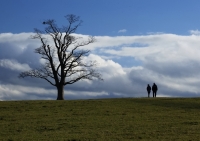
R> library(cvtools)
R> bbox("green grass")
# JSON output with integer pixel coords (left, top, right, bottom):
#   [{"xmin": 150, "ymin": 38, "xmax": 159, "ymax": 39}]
[{"xmin": 0, "ymin": 98, "xmax": 200, "ymax": 141}]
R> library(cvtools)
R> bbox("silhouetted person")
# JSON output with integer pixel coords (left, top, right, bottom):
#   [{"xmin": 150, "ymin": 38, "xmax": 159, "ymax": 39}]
[
  {"xmin": 152, "ymin": 83, "xmax": 158, "ymax": 97},
  {"xmin": 146, "ymin": 84, "xmax": 151, "ymax": 98}
]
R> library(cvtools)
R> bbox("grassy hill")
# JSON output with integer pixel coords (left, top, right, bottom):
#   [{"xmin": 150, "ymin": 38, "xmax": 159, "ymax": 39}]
[{"xmin": 0, "ymin": 98, "xmax": 200, "ymax": 141}]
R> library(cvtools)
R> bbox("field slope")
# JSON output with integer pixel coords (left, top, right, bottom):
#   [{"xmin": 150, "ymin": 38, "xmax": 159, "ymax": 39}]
[{"xmin": 0, "ymin": 98, "xmax": 200, "ymax": 141}]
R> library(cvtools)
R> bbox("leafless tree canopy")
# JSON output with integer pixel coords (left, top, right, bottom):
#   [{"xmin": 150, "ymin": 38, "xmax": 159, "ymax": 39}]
[{"xmin": 19, "ymin": 14, "xmax": 103, "ymax": 100}]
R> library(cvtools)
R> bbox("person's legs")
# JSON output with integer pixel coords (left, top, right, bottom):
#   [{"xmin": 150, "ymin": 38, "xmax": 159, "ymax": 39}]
[{"xmin": 155, "ymin": 91, "xmax": 157, "ymax": 97}]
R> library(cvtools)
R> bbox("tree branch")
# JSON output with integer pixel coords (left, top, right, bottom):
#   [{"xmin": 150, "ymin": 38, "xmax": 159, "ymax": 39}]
[
  {"xmin": 19, "ymin": 69, "xmax": 56, "ymax": 86},
  {"xmin": 19, "ymin": 14, "xmax": 103, "ymax": 97}
]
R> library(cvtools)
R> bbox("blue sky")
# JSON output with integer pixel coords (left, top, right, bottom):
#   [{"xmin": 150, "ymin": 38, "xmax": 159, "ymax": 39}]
[
  {"xmin": 1, "ymin": 0, "xmax": 200, "ymax": 35},
  {"xmin": 1, "ymin": 0, "xmax": 200, "ymax": 100}
]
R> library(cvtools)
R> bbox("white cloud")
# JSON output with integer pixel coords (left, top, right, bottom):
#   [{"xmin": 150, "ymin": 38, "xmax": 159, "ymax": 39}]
[
  {"xmin": 84, "ymin": 54, "xmax": 126, "ymax": 77},
  {"xmin": 79, "ymin": 33, "xmax": 200, "ymax": 98},
  {"xmin": 189, "ymin": 30, "xmax": 200, "ymax": 36},
  {"xmin": 118, "ymin": 29, "xmax": 127, "ymax": 33},
  {"xmin": 1, "ymin": 32, "xmax": 200, "ymax": 100},
  {"xmin": 0, "ymin": 84, "xmax": 56, "ymax": 100},
  {"xmin": 0, "ymin": 59, "xmax": 31, "ymax": 71},
  {"xmin": 0, "ymin": 32, "xmax": 39, "ymax": 50}
]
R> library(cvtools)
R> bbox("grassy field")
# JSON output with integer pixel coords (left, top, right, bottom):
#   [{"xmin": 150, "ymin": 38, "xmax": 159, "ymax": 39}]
[{"xmin": 0, "ymin": 98, "xmax": 200, "ymax": 141}]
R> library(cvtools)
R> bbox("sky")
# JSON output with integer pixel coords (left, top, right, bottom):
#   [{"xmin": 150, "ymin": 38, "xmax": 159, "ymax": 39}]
[{"xmin": 1, "ymin": 0, "xmax": 200, "ymax": 100}]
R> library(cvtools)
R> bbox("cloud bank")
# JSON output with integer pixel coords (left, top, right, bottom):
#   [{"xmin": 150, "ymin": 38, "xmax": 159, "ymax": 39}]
[{"xmin": 0, "ymin": 32, "xmax": 200, "ymax": 100}]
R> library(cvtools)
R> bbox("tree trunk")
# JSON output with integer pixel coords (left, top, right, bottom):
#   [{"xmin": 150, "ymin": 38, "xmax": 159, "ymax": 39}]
[{"xmin": 56, "ymin": 85, "xmax": 64, "ymax": 100}]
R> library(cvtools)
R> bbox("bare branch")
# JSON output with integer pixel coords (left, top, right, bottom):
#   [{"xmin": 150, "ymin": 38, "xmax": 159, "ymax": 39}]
[
  {"xmin": 65, "ymin": 68, "xmax": 103, "ymax": 85},
  {"xmin": 19, "ymin": 68, "xmax": 56, "ymax": 86},
  {"xmin": 19, "ymin": 14, "xmax": 103, "ymax": 100}
]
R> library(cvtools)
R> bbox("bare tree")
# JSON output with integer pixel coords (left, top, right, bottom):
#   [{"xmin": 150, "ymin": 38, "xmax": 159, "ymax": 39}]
[{"xmin": 19, "ymin": 14, "xmax": 103, "ymax": 100}]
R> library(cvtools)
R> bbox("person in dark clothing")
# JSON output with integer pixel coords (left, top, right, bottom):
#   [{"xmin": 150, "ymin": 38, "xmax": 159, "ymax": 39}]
[
  {"xmin": 152, "ymin": 83, "xmax": 158, "ymax": 97},
  {"xmin": 146, "ymin": 84, "xmax": 151, "ymax": 98}
]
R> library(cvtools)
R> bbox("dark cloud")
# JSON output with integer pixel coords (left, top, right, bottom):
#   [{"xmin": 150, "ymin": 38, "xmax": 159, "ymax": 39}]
[{"xmin": 0, "ymin": 43, "xmax": 22, "ymax": 59}]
